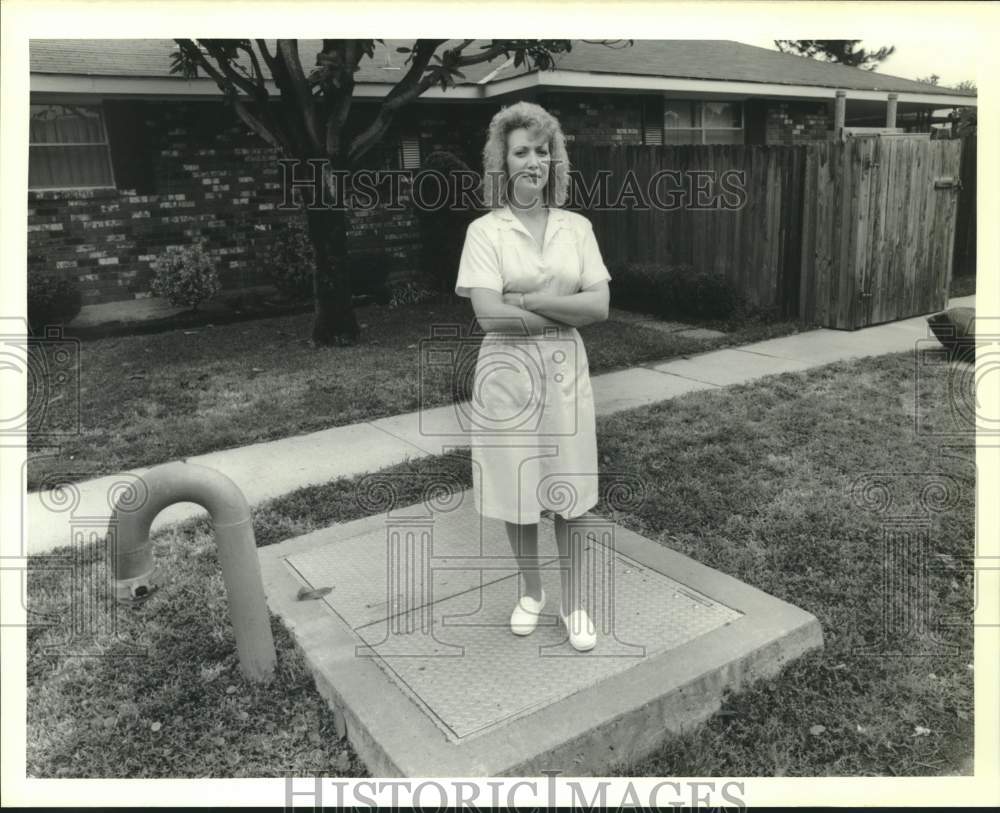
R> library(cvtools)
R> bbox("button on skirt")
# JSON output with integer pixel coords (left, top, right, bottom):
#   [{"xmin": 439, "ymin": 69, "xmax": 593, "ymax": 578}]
[{"xmin": 467, "ymin": 325, "xmax": 600, "ymax": 524}]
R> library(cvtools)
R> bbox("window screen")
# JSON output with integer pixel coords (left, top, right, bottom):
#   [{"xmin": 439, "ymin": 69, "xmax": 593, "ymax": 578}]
[{"xmin": 29, "ymin": 104, "xmax": 115, "ymax": 190}]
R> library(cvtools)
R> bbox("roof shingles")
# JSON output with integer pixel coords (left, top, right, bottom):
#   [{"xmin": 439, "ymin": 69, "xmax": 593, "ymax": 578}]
[{"xmin": 29, "ymin": 38, "xmax": 974, "ymax": 97}]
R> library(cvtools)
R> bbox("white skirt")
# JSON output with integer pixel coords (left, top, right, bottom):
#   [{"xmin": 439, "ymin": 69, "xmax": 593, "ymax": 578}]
[{"xmin": 467, "ymin": 325, "xmax": 600, "ymax": 524}]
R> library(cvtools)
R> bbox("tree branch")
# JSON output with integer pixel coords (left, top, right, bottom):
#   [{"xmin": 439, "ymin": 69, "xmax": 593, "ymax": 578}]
[
  {"xmin": 446, "ymin": 41, "xmax": 509, "ymax": 69},
  {"xmin": 277, "ymin": 39, "xmax": 323, "ymax": 153},
  {"xmin": 323, "ymin": 41, "xmax": 357, "ymax": 158},
  {"xmin": 347, "ymin": 39, "xmax": 446, "ymax": 164},
  {"xmin": 254, "ymin": 38, "xmax": 279, "ymax": 78},
  {"xmin": 202, "ymin": 42, "xmax": 268, "ymax": 103},
  {"xmin": 236, "ymin": 41, "xmax": 269, "ymax": 98},
  {"xmin": 175, "ymin": 41, "xmax": 285, "ymax": 152}
]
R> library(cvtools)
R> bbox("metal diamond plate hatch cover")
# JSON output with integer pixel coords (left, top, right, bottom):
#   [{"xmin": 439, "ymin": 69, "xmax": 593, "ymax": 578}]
[{"xmin": 283, "ymin": 510, "xmax": 743, "ymax": 743}]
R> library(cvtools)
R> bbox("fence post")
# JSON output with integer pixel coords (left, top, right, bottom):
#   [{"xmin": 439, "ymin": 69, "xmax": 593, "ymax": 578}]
[{"xmin": 834, "ymin": 90, "xmax": 847, "ymax": 142}]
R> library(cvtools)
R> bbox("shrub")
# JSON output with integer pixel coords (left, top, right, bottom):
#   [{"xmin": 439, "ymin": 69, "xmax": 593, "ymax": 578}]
[
  {"xmin": 261, "ymin": 220, "xmax": 315, "ymax": 301},
  {"xmin": 260, "ymin": 219, "xmax": 394, "ymax": 304},
  {"xmin": 669, "ymin": 265, "xmax": 740, "ymax": 320},
  {"xmin": 149, "ymin": 240, "xmax": 222, "ymax": 311},
  {"xmin": 612, "ymin": 261, "xmax": 740, "ymax": 321},
  {"xmin": 388, "ymin": 275, "xmax": 438, "ymax": 308},
  {"xmin": 27, "ymin": 273, "xmax": 82, "ymax": 335}
]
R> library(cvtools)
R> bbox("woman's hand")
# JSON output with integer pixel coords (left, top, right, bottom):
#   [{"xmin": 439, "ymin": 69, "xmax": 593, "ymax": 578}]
[{"xmin": 503, "ymin": 275, "xmax": 553, "ymax": 308}]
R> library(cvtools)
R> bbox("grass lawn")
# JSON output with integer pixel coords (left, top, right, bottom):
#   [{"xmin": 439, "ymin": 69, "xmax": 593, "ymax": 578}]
[
  {"xmin": 27, "ymin": 297, "xmax": 805, "ymax": 491},
  {"xmin": 26, "ymin": 349, "xmax": 974, "ymax": 778}
]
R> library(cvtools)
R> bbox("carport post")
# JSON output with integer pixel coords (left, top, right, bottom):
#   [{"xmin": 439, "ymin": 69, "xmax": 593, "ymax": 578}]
[{"xmin": 886, "ymin": 93, "xmax": 898, "ymax": 129}]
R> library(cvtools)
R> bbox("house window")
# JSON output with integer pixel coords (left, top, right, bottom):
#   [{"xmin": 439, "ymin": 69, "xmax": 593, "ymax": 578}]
[
  {"xmin": 398, "ymin": 136, "xmax": 421, "ymax": 170},
  {"xmin": 663, "ymin": 99, "xmax": 744, "ymax": 145},
  {"xmin": 29, "ymin": 104, "xmax": 115, "ymax": 190}
]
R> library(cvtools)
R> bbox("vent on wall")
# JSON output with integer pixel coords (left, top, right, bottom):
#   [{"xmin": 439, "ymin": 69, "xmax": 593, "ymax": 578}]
[
  {"xmin": 399, "ymin": 136, "xmax": 421, "ymax": 169},
  {"xmin": 642, "ymin": 96, "xmax": 664, "ymax": 145}
]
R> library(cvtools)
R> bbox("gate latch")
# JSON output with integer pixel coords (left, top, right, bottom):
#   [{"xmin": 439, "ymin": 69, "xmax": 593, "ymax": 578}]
[{"xmin": 934, "ymin": 177, "xmax": 962, "ymax": 190}]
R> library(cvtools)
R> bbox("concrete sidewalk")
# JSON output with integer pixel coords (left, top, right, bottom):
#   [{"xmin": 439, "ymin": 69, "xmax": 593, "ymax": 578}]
[{"xmin": 23, "ymin": 295, "xmax": 974, "ymax": 555}]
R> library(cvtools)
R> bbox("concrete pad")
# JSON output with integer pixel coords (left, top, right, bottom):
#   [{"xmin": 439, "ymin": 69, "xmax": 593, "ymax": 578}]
[
  {"xmin": 259, "ymin": 491, "xmax": 823, "ymax": 777},
  {"xmin": 68, "ymin": 297, "xmax": 193, "ymax": 328},
  {"xmin": 591, "ymin": 368, "xmax": 717, "ymax": 415},
  {"xmin": 647, "ymin": 348, "xmax": 814, "ymax": 387},
  {"xmin": 609, "ymin": 309, "xmax": 693, "ymax": 333},
  {"xmin": 672, "ymin": 327, "xmax": 728, "ymax": 340}
]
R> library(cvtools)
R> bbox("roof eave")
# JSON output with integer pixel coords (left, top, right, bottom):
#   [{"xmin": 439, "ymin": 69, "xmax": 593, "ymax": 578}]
[
  {"xmin": 30, "ymin": 70, "xmax": 977, "ymax": 108},
  {"xmin": 491, "ymin": 69, "xmax": 977, "ymax": 107}
]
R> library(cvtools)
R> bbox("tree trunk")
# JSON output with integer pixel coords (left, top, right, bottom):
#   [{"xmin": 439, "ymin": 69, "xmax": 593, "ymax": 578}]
[{"xmin": 304, "ymin": 205, "xmax": 359, "ymax": 346}]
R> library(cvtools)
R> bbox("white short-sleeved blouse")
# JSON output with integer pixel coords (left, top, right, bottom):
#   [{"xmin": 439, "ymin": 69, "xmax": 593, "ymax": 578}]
[{"xmin": 454, "ymin": 205, "xmax": 611, "ymax": 300}]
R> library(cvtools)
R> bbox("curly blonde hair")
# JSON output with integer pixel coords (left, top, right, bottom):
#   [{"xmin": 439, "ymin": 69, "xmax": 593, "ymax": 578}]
[{"xmin": 480, "ymin": 101, "xmax": 571, "ymax": 209}]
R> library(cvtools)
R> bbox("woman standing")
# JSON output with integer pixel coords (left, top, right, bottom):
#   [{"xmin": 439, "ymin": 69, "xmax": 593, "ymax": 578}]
[{"xmin": 453, "ymin": 101, "xmax": 611, "ymax": 652}]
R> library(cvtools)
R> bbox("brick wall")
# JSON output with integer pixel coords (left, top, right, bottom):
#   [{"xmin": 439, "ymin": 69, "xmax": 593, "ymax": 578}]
[
  {"xmin": 30, "ymin": 102, "xmax": 290, "ymax": 306},
  {"xmin": 27, "ymin": 98, "xmax": 492, "ymax": 307},
  {"xmin": 540, "ymin": 92, "xmax": 645, "ymax": 145},
  {"xmin": 765, "ymin": 100, "xmax": 831, "ymax": 144}
]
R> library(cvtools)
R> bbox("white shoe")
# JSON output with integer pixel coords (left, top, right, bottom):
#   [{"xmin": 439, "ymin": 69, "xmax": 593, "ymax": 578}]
[
  {"xmin": 510, "ymin": 589, "xmax": 546, "ymax": 636},
  {"xmin": 559, "ymin": 606, "xmax": 596, "ymax": 651}
]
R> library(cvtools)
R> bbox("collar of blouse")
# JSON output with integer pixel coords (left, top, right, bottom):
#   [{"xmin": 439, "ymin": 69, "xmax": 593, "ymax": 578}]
[{"xmin": 495, "ymin": 204, "xmax": 570, "ymax": 249}]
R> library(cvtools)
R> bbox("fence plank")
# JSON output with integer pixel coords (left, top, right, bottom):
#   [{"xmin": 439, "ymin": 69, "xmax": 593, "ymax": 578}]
[{"xmin": 952, "ymin": 134, "xmax": 976, "ymax": 277}]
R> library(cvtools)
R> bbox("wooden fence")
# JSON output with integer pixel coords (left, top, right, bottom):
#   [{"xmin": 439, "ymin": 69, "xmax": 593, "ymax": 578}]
[
  {"xmin": 572, "ymin": 145, "xmax": 806, "ymax": 317},
  {"xmin": 571, "ymin": 138, "xmax": 965, "ymax": 329}
]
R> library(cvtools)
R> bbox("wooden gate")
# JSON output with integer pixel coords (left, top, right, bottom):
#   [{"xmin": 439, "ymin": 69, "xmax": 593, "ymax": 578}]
[{"xmin": 799, "ymin": 136, "xmax": 963, "ymax": 329}]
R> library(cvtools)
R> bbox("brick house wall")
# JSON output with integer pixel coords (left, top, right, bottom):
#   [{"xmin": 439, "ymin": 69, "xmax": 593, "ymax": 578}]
[
  {"xmin": 764, "ymin": 100, "xmax": 832, "ymax": 144},
  {"xmin": 540, "ymin": 92, "xmax": 645, "ymax": 145},
  {"xmin": 27, "ymin": 98, "xmax": 493, "ymax": 307}
]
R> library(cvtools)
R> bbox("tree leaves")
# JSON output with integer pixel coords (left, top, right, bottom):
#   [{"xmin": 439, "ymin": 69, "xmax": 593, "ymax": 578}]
[{"xmin": 773, "ymin": 40, "xmax": 895, "ymax": 71}]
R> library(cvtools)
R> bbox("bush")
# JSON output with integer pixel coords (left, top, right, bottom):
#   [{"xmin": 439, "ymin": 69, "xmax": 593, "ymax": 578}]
[
  {"xmin": 27, "ymin": 273, "xmax": 82, "ymax": 335},
  {"xmin": 261, "ymin": 220, "xmax": 314, "ymax": 301},
  {"xmin": 388, "ymin": 275, "xmax": 438, "ymax": 308},
  {"xmin": 260, "ymin": 219, "xmax": 393, "ymax": 304},
  {"xmin": 612, "ymin": 261, "xmax": 741, "ymax": 320},
  {"xmin": 669, "ymin": 265, "xmax": 740, "ymax": 320},
  {"xmin": 149, "ymin": 240, "xmax": 222, "ymax": 311}
]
